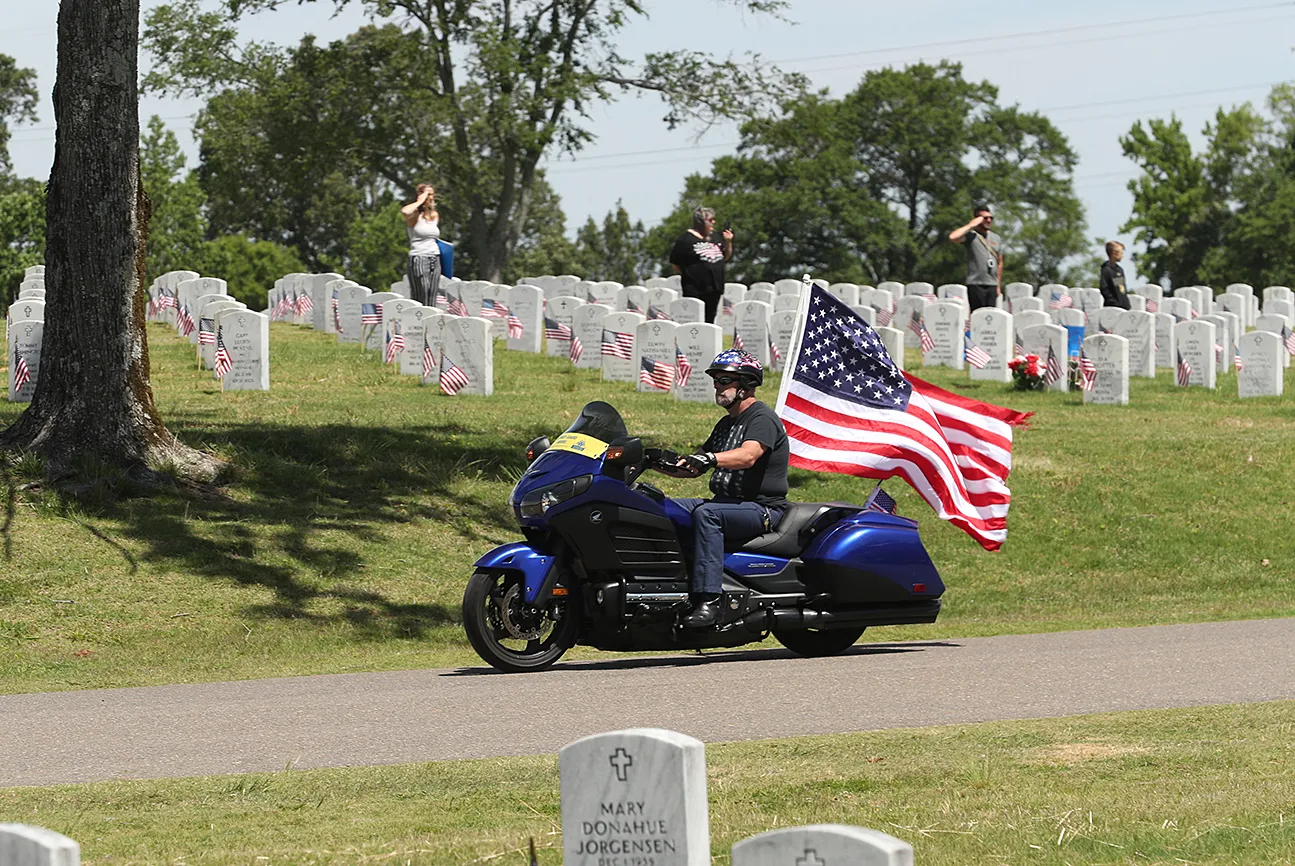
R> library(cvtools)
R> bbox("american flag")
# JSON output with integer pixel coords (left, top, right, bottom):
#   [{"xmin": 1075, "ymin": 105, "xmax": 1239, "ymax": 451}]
[
  {"xmin": 332, "ymin": 290, "xmax": 343, "ymax": 333},
  {"xmin": 12, "ymin": 348, "xmax": 30, "ymax": 392},
  {"xmin": 721, "ymin": 297, "xmax": 734, "ymax": 315},
  {"xmin": 480, "ymin": 298, "xmax": 509, "ymax": 319},
  {"xmin": 440, "ymin": 356, "xmax": 470, "ymax": 395},
  {"xmin": 198, "ymin": 317, "xmax": 216, "ymax": 345},
  {"xmin": 1283, "ymin": 326, "xmax": 1295, "ymax": 355},
  {"xmin": 675, "ymin": 345, "xmax": 693, "ymax": 387},
  {"xmin": 176, "ymin": 304, "xmax": 195, "ymax": 337},
  {"xmin": 422, "ymin": 334, "xmax": 436, "ymax": 381},
  {"xmin": 639, "ymin": 356, "xmax": 675, "ymax": 391},
  {"xmin": 569, "ymin": 333, "xmax": 584, "ymax": 365},
  {"xmin": 274, "ymin": 294, "xmax": 293, "ymax": 320},
  {"xmin": 601, "ymin": 329, "xmax": 634, "ymax": 359},
  {"xmin": 507, "ymin": 312, "xmax": 525, "ymax": 339},
  {"xmin": 1078, "ymin": 349, "xmax": 1097, "ymax": 391},
  {"xmin": 156, "ymin": 290, "xmax": 177, "ymax": 310},
  {"xmin": 361, "ymin": 303, "xmax": 382, "ymax": 326},
  {"xmin": 1048, "ymin": 291, "xmax": 1073, "ymax": 310},
  {"xmin": 875, "ymin": 306, "xmax": 893, "ymax": 327},
  {"xmin": 648, "ymin": 304, "xmax": 673, "ymax": 321},
  {"xmin": 733, "ymin": 331, "xmax": 745, "ymax": 351},
  {"xmin": 865, "ymin": 486, "xmax": 897, "ymax": 514},
  {"xmin": 1043, "ymin": 344, "xmax": 1063, "ymax": 386},
  {"xmin": 775, "ymin": 286, "xmax": 1030, "ymax": 550},
  {"xmin": 768, "ymin": 331, "xmax": 783, "ymax": 365},
  {"xmin": 544, "ymin": 316, "xmax": 572, "ymax": 342},
  {"xmin": 965, "ymin": 330, "xmax": 991, "ymax": 369},
  {"xmin": 1176, "ymin": 351, "xmax": 1192, "ymax": 386},
  {"xmin": 214, "ymin": 332, "xmax": 233, "ymax": 379},
  {"xmin": 1014, "ymin": 338, "xmax": 1026, "ymax": 357},
  {"xmin": 625, "ymin": 297, "xmax": 644, "ymax": 314},
  {"xmin": 447, "ymin": 293, "xmax": 469, "ymax": 317},
  {"xmin": 385, "ymin": 323, "xmax": 405, "ymax": 364},
  {"xmin": 1146, "ymin": 297, "xmax": 1160, "ymax": 313},
  {"xmin": 1215, "ymin": 342, "xmax": 1223, "ymax": 367},
  {"xmin": 918, "ymin": 318, "xmax": 936, "ymax": 354},
  {"xmin": 295, "ymin": 292, "xmax": 313, "ymax": 317},
  {"xmin": 1234, "ymin": 345, "xmax": 1243, "ymax": 372}
]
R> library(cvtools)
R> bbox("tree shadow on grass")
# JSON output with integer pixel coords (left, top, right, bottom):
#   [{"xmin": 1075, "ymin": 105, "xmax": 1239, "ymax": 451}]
[{"xmin": 50, "ymin": 419, "xmax": 542, "ymax": 641}]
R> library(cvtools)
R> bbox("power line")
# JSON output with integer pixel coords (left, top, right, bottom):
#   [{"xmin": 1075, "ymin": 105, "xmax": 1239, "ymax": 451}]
[{"xmin": 772, "ymin": 1, "xmax": 1295, "ymax": 66}]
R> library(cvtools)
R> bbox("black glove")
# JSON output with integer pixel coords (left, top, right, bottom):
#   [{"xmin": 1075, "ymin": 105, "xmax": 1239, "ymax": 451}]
[{"xmin": 683, "ymin": 452, "xmax": 717, "ymax": 474}]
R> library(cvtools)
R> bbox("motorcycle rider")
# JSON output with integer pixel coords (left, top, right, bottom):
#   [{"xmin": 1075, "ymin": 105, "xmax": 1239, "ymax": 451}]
[{"xmin": 658, "ymin": 349, "xmax": 790, "ymax": 628}]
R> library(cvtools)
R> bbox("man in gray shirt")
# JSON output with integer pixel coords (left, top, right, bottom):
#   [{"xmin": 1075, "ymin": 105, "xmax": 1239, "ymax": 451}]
[{"xmin": 948, "ymin": 204, "xmax": 1003, "ymax": 311}]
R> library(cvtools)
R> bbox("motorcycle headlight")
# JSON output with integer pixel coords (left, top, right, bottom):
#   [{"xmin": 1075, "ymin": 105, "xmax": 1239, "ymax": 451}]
[{"xmin": 518, "ymin": 474, "xmax": 593, "ymax": 519}]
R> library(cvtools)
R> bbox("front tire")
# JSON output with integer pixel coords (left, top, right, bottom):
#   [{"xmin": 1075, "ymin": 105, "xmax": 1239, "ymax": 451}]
[
  {"xmin": 773, "ymin": 627, "xmax": 865, "ymax": 658},
  {"xmin": 462, "ymin": 570, "xmax": 577, "ymax": 673}
]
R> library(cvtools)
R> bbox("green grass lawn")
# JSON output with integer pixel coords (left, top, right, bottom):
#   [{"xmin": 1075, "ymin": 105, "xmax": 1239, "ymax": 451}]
[
  {"xmin": 0, "ymin": 323, "xmax": 1292, "ymax": 694},
  {"xmin": 2, "ymin": 702, "xmax": 1291, "ymax": 865}
]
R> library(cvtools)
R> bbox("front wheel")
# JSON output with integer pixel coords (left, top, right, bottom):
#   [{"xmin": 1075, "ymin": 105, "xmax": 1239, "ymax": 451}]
[
  {"xmin": 773, "ymin": 627, "xmax": 865, "ymax": 658},
  {"xmin": 462, "ymin": 570, "xmax": 577, "ymax": 673}
]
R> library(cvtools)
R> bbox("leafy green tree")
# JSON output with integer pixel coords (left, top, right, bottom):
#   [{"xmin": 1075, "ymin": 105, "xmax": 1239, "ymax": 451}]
[
  {"xmin": 143, "ymin": 0, "xmax": 800, "ymax": 281},
  {"xmin": 191, "ymin": 234, "xmax": 307, "ymax": 308},
  {"xmin": 0, "ymin": 177, "xmax": 45, "ymax": 303},
  {"xmin": 0, "ymin": 54, "xmax": 39, "ymax": 179},
  {"xmin": 649, "ymin": 63, "xmax": 1087, "ymax": 287},
  {"xmin": 140, "ymin": 115, "xmax": 207, "ymax": 279},
  {"xmin": 571, "ymin": 202, "xmax": 653, "ymax": 285}
]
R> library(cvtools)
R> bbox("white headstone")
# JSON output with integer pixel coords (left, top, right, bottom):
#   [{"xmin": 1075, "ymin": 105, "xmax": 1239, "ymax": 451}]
[
  {"xmin": 769, "ymin": 309, "xmax": 797, "ymax": 372},
  {"xmin": 1173, "ymin": 286, "xmax": 1205, "ymax": 317},
  {"xmin": 1218, "ymin": 292, "xmax": 1248, "ymax": 326},
  {"xmin": 199, "ymin": 300, "xmax": 245, "ymax": 369},
  {"xmin": 601, "ymin": 312, "xmax": 644, "ymax": 382},
  {"xmin": 363, "ymin": 292, "xmax": 402, "ymax": 352},
  {"xmin": 747, "ymin": 288, "xmax": 775, "ymax": 306},
  {"xmin": 774, "ymin": 278, "xmax": 802, "ymax": 296},
  {"xmin": 560, "ymin": 729, "xmax": 709, "ymax": 866},
  {"xmin": 380, "ymin": 298, "xmax": 422, "ymax": 361},
  {"xmin": 0, "ymin": 824, "xmax": 80, "ymax": 866},
  {"xmin": 715, "ymin": 284, "xmax": 747, "ymax": 335},
  {"xmin": 396, "ymin": 305, "xmax": 439, "ymax": 377},
  {"xmin": 1020, "ymin": 323, "xmax": 1069, "ymax": 391},
  {"xmin": 969, "ymin": 307, "xmax": 1012, "ymax": 382},
  {"xmin": 7, "ymin": 320, "xmax": 43, "ymax": 403},
  {"xmin": 1199, "ymin": 314, "xmax": 1233, "ymax": 375},
  {"xmin": 1127, "ymin": 294, "xmax": 1146, "ymax": 313},
  {"xmin": 480, "ymin": 284, "xmax": 513, "ymax": 340},
  {"xmin": 1161, "ymin": 297, "xmax": 1193, "ymax": 322},
  {"xmin": 867, "ymin": 289, "xmax": 895, "ymax": 327},
  {"xmin": 22, "ymin": 266, "xmax": 45, "ymax": 279},
  {"xmin": 1114, "ymin": 310, "xmax": 1156, "ymax": 377},
  {"xmin": 1014, "ymin": 310, "xmax": 1050, "ymax": 348},
  {"xmin": 922, "ymin": 301, "xmax": 967, "ymax": 369},
  {"xmin": 876, "ymin": 326, "xmax": 905, "ymax": 371},
  {"xmin": 669, "ymin": 297, "xmax": 705, "ymax": 324},
  {"xmin": 894, "ymin": 296, "xmax": 929, "ymax": 349},
  {"xmin": 8, "ymin": 299, "xmax": 44, "ymax": 325},
  {"xmin": 322, "ymin": 279, "xmax": 357, "ymax": 335},
  {"xmin": 389, "ymin": 277, "xmax": 409, "ymax": 299},
  {"xmin": 647, "ymin": 287, "xmax": 679, "ymax": 320},
  {"xmin": 614, "ymin": 285, "xmax": 647, "ymax": 316},
  {"xmin": 216, "ymin": 310, "xmax": 270, "ymax": 391},
  {"xmin": 1129, "ymin": 284, "xmax": 1164, "ymax": 313},
  {"xmin": 1038, "ymin": 282, "xmax": 1069, "ymax": 298},
  {"xmin": 1154, "ymin": 312, "xmax": 1177, "ymax": 370},
  {"xmin": 643, "ymin": 276, "xmax": 672, "ymax": 289},
  {"xmin": 733, "ymin": 300, "xmax": 774, "ymax": 365},
  {"xmin": 937, "ymin": 283, "xmax": 968, "ymax": 303},
  {"xmin": 506, "ymin": 284, "xmax": 544, "ymax": 353},
  {"xmin": 1237, "ymin": 330, "xmax": 1284, "ymax": 398},
  {"xmin": 336, "ymin": 285, "xmax": 373, "ymax": 344},
  {"xmin": 732, "ymin": 825, "xmax": 912, "ymax": 866},
  {"xmin": 1174, "ymin": 319, "xmax": 1217, "ymax": 388},
  {"xmin": 1264, "ymin": 298, "xmax": 1295, "ymax": 325},
  {"xmin": 17, "ymin": 289, "xmax": 44, "ymax": 301},
  {"xmin": 1093, "ymin": 307, "xmax": 1124, "ymax": 336},
  {"xmin": 1082, "ymin": 334, "xmax": 1129, "ymax": 405},
  {"xmin": 904, "ymin": 281, "xmax": 935, "ymax": 298},
  {"xmin": 876, "ymin": 280, "xmax": 904, "ymax": 297},
  {"xmin": 1057, "ymin": 308, "xmax": 1085, "ymax": 328},
  {"xmin": 1005, "ymin": 282, "xmax": 1034, "ymax": 312},
  {"xmin": 636, "ymin": 320, "xmax": 679, "ymax": 393},
  {"xmin": 571, "ymin": 304, "xmax": 612, "ymax": 370},
  {"xmin": 545, "ymin": 296, "xmax": 585, "ymax": 359},
  {"xmin": 826, "ymin": 283, "xmax": 859, "ymax": 306},
  {"xmin": 1253, "ymin": 314, "xmax": 1292, "ymax": 368},
  {"xmin": 428, "ymin": 315, "xmax": 493, "ymax": 395},
  {"xmin": 1013, "ymin": 296, "xmax": 1045, "ymax": 314},
  {"xmin": 744, "ymin": 282, "xmax": 769, "ymax": 294},
  {"xmin": 1261, "ymin": 286, "xmax": 1293, "ymax": 310},
  {"xmin": 773, "ymin": 294, "xmax": 800, "ymax": 313},
  {"xmin": 589, "ymin": 281, "xmax": 623, "ymax": 306},
  {"xmin": 849, "ymin": 305, "xmax": 877, "ymax": 328},
  {"xmin": 310, "ymin": 273, "xmax": 344, "ymax": 330},
  {"xmin": 675, "ymin": 323, "xmax": 723, "ymax": 403}
]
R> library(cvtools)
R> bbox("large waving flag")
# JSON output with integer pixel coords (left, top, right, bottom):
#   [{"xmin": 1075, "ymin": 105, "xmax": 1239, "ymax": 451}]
[{"xmin": 775, "ymin": 285, "xmax": 1031, "ymax": 551}]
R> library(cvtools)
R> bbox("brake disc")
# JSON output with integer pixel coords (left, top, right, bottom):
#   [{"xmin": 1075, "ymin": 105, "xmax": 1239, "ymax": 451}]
[{"xmin": 497, "ymin": 583, "xmax": 543, "ymax": 641}]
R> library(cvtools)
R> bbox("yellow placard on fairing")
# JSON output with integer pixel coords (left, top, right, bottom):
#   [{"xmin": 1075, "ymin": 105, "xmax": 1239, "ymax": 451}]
[{"xmin": 547, "ymin": 433, "xmax": 609, "ymax": 459}]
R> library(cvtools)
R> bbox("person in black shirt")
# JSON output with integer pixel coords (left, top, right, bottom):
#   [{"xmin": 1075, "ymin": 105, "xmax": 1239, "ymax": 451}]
[
  {"xmin": 1099, "ymin": 241, "xmax": 1131, "ymax": 309},
  {"xmin": 656, "ymin": 349, "xmax": 789, "ymax": 628},
  {"xmin": 668, "ymin": 206, "xmax": 733, "ymax": 323}
]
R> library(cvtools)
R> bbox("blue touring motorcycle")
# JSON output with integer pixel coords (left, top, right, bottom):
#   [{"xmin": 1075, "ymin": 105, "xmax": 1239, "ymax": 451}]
[{"xmin": 462, "ymin": 401, "xmax": 944, "ymax": 672}]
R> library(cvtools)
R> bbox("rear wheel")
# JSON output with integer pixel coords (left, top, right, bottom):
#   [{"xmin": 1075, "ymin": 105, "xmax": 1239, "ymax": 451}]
[
  {"xmin": 462, "ymin": 570, "xmax": 577, "ymax": 673},
  {"xmin": 773, "ymin": 627, "xmax": 865, "ymax": 658}
]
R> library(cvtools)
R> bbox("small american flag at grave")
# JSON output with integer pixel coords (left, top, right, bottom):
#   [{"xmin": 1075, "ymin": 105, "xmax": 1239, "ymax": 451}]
[
  {"xmin": 601, "ymin": 329, "xmax": 633, "ymax": 359},
  {"xmin": 440, "ymin": 357, "xmax": 470, "ymax": 395},
  {"xmin": 422, "ymin": 335, "xmax": 436, "ymax": 380},
  {"xmin": 447, "ymin": 293, "xmax": 468, "ymax": 317},
  {"xmin": 1176, "ymin": 351, "xmax": 1192, "ymax": 386},
  {"xmin": 639, "ymin": 356, "xmax": 675, "ymax": 391},
  {"xmin": 12, "ymin": 349, "xmax": 30, "ymax": 391},
  {"xmin": 1044, "ymin": 344, "xmax": 1062, "ymax": 385},
  {"xmin": 1078, "ymin": 349, "xmax": 1097, "ymax": 391},
  {"xmin": 213, "ymin": 333, "xmax": 233, "ymax": 379},
  {"xmin": 198, "ymin": 318, "xmax": 216, "ymax": 345},
  {"xmin": 361, "ymin": 303, "xmax": 381, "ymax": 325},
  {"xmin": 385, "ymin": 324, "xmax": 405, "ymax": 364},
  {"xmin": 675, "ymin": 345, "xmax": 693, "ymax": 387},
  {"xmin": 965, "ymin": 330, "xmax": 991, "ymax": 369},
  {"xmin": 544, "ymin": 316, "xmax": 572, "ymax": 342},
  {"xmin": 507, "ymin": 312, "xmax": 525, "ymax": 339},
  {"xmin": 569, "ymin": 333, "xmax": 584, "ymax": 365}
]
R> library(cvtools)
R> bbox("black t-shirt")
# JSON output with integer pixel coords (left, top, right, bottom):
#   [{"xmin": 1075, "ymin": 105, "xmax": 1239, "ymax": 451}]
[
  {"xmin": 1099, "ymin": 261, "xmax": 1131, "ymax": 309},
  {"xmin": 669, "ymin": 230, "xmax": 726, "ymax": 299},
  {"xmin": 702, "ymin": 401, "xmax": 789, "ymax": 508}
]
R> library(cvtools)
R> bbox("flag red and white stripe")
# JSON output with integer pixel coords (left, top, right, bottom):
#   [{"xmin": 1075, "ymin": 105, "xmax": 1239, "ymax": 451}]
[
  {"xmin": 569, "ymin": 333, "xmax": 584, "ymax": 365},
  {"xmin": 440, "ymin": 357, "xmax": 470, "ymax": 395},
  {"xmin": 965, "ymin": 331, "xmax": 991, "ymax": 369},
  {"xmin": 1044, "ymin": 345, "xmax": 1063, "ymax": 386},
  {"xmin": 12, "ymin": 349, "xmax": 30, "ymax": 392},
  {"xmin": 422, "ymin": 335, "xmax": 436, "ymax": 381},
  {"xmin": 675, "ymin": 345, "xmax": 693, "ymax": 387},
  {"xmin": 776, "ymin": 286, "xmax": 1030, "ymax": 551},
  {"xmin": 639, "ymin": 356, "xmax": 675, "ymax": 391},
  {"xmin": 1078, "ymin": 349, "xmax": 1097, "ymax": 391},
  {"xmin": 1176, "ymin": 351, "xmax": 1192, "ymax": 386},
  {"xmin": 214, "ymin": 332, "xmax": 233, "ymax": 379}
]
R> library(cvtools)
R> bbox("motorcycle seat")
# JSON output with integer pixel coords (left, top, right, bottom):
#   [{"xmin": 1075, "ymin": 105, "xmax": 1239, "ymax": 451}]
[{"xmin": 736, "ymin": 501, "xmax": 861, "ymax": 559}]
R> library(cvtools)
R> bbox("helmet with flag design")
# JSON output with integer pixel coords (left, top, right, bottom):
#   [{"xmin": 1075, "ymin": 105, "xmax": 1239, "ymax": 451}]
[{"xmin": 705, "ymin": 348, "xmax": 763, "ymax": 388}]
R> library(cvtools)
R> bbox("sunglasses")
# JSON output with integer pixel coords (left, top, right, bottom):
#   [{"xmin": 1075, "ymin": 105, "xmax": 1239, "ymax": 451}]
[{"xmin": 712, "ymin": 376, "xmax": 741, "ymax": 386}]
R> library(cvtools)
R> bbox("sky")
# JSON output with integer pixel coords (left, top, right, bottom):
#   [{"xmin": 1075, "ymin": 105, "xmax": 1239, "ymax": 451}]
[{"xmin": 3, "ymin": 0, "xmax": 1294, "ymax": 286}]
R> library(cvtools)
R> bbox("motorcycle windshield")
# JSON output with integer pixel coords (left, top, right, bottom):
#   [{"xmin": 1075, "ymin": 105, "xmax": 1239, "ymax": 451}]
[{"xmin": 563, "ymin": 401, "xmax": 628, "ymax": 445}]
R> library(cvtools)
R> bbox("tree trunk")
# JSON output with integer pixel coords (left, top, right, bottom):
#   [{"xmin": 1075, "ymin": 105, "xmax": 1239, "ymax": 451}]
[{"xmin": 1, "ymin": 0, "xmax": 219, "ymax": 483}]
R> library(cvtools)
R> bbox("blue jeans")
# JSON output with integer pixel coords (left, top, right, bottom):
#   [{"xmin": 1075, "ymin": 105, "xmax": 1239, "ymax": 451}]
[{"xmin": 676, "ymin": 499, "xmax": 783, "ymax": 594}]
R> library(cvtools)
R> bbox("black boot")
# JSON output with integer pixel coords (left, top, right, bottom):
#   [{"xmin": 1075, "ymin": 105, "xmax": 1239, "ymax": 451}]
[{"xmin": 681, "ymin": 593, "xmax": 721, "ymax": 628}]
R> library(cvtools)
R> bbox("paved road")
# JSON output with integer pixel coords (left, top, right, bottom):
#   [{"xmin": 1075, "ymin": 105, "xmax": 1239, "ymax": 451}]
[{"xmin": 2, "ymin": 619, "xmax": 1292, "ymax": 788}]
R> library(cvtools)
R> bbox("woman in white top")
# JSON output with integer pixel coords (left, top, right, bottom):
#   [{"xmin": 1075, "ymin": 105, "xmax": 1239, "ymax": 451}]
[{"xmin": 401, "ymin": 183, "xmax": 442, "ymax": 307}]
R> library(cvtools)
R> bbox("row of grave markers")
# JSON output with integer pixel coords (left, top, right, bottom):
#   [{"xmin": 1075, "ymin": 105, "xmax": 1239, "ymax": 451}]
[
  {"xmin": 144, "ymin": 270, "xmax": 270, "ymax": 391},
  {"xmin": 0, "ymin": 726, "xmax": 915, "ymax": 866}
]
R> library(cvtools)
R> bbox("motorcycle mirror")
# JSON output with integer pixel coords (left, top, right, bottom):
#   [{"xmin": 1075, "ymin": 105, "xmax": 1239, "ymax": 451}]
[
  {"xmin": 603, "ymin": 436, "xmax": 643, "ymax": 466},
  {"xmin": 525, "ymin": 436, "xmax": 551, "ymax": 463}
]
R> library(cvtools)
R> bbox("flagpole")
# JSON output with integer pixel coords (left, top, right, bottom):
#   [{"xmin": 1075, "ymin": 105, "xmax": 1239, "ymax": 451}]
[{"xmin": 774, "ymin": 276, "xmax": 815, "ymax": 416}]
